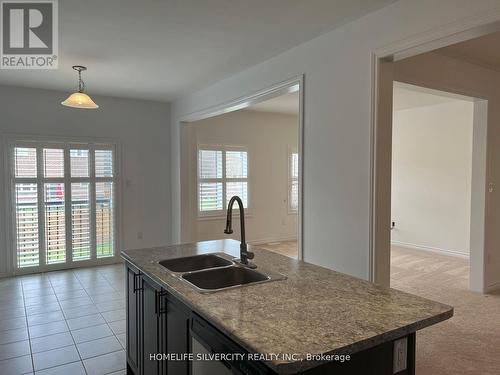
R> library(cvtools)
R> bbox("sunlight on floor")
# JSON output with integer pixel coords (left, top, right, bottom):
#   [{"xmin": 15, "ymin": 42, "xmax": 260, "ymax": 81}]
[{"xmin": 258, "ymin": 240, "xmax": 298, "ymax": 259}]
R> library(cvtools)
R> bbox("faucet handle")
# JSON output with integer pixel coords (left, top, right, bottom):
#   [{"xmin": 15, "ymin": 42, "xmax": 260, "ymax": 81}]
[{"xmin": 244, "ymin": 250, "xmax": 254, "ymax": 260}]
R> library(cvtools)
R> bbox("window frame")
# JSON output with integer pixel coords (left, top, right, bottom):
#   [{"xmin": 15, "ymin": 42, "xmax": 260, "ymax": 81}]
[
  {"xmin": 5, "ymin": 135, "xmax": 121, "ymax": 275},
  {"xmin": 197, "ymin": 144, "xmax": 249, "ymax": 218},
  {"xmin": 288, "ymin": 146, "xmax": 299, "ymax": 214}
]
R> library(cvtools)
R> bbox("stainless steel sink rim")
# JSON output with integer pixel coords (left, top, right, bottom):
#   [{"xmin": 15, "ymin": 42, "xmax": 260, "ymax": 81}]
[
  {"xmin": 158, "ymin": 253, "xmax": 234, "ymax": 273},
  {"xmin": 181, "ymin": 265, "xmax": 274, "ymax": 293},
  {"xmin": 158, "ymin": 252, "xmax": 236, "ymax": 274},
  {"xmin": 158, "ymin": 252, "xmax": 286, "ymax": 293}
]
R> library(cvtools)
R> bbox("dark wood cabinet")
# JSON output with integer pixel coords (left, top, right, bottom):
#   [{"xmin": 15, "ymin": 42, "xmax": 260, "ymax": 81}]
[
  {"xmin": 141, "ymin": 275, "xmax": 164, "ymax": 375},
  {"xmin": 126, "ymin": 265, "xmax": 141, "ymax": 375},
  {"xmin": 126, "ymin": 264, "xmax": 190, "ymax": 375},
  {"xmin": 164, "ymin": 296, "xmax": 190, "ymax": 375},
  {"xmin": 125, "ymin": 262, "xmax": 415, "ymax": 375}
]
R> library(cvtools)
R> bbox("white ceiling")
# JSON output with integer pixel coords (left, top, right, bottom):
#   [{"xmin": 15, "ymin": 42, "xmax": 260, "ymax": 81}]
[
  {"xmin": 437, "ymin": 30, "xmax": 500, "ymax": 73},
  {"xmin": 0, "ymin": 0, "xmax": 396, "ymax": 102},
  {"xmin": 393, "ymin": 82, "xmax": 472, "ymax": 111},
  {"xmin": 246, "ymin": 92, "xmax": 299, "ymax": 115}
]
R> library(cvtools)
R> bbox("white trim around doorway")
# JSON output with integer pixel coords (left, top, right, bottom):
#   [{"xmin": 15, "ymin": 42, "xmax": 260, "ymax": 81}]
[{"xmin": 369, "ymin": 12, "xmax": 500, "ymax": 291}]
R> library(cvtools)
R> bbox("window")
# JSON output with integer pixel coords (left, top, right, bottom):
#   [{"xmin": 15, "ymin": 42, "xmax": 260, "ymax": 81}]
[
  {"xmin": 288, "ymin": 150, "xmax": 299, "ymax": 212},
  {"xmin": 198, "ymin": 147, "xmax": 248, "ymax": 215},
  {"xmin": 12, "ymin": 142, "xmax": 116, "ymax": 269}
]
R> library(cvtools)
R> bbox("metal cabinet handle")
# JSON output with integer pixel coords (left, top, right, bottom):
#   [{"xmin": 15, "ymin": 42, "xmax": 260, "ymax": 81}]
[
  {"xmin": 133, "ymin": 273, "xmax": 142, "ymax": 293},
  {"xmin": 155, "ymin": 290, "xmax": 168, "ymax": 315},
  {"xmin": 154, "ymin": 290, "xmax": 158, "ymax": 313}
]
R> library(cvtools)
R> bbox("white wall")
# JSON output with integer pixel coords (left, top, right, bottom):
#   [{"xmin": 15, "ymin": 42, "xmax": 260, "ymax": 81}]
[
  {"xmin": 181, "ymin": 110, "xmax": 298, "ymax": 244},
  {"xmin": 391, "ymin": 100, "xmax": 474, "ymax": 256},
  {"xmin": 0, "ymin": 85, "xmax": 171, "ymax": 277},
  {"xmin": 171, "ymin": 0, "xmax": 500, "ymax": 280}
]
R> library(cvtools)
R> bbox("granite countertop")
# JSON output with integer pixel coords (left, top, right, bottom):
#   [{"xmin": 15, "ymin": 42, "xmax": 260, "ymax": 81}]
[{"xmin": 121, "ymin": 239, "xmax": 453, "ymax": 374}]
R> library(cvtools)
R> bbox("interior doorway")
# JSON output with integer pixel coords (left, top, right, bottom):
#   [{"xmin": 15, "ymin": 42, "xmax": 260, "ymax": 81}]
[
  {"xmin": 372, "ymin": 28, "xmax": 500, "ymax": 375},
  {"xmin": 372, "ymin": 27, "xmax": 500, "ymax": 293},
  {"xmin": 179, "ymin": 78, "xmax": 303, "ymax": 259},
  {"xmin": 390, "ymin": 83, "xmax": 477, "ymax": 290}
]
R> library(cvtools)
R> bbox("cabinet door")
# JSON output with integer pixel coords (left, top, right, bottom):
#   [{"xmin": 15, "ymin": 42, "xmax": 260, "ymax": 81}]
[
  {"xmin": 165, "ymin": 296, "xmax": 190, "ymax": 375},
  {"xmin": 142, "ymin": 277, "xmax": 163, "ymax": 375},
  {"xmin": 126, "ymin": 266, "xmax": 141, "ymax": 374}
]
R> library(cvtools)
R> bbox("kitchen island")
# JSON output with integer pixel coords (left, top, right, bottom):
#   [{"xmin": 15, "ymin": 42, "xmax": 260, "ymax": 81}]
[{"xmin": 122, "ymin": 239, "xmax": 453, "ymax": 375}]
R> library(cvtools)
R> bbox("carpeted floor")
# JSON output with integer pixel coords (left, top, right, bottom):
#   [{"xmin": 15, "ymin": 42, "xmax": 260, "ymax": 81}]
[
  {"xmin": 258, "ymin": 242, "xmax": 499, "ymax": 373},
  {"xmin": 391, "ymin": 245, "xmax": 500, "ymax": 375}
]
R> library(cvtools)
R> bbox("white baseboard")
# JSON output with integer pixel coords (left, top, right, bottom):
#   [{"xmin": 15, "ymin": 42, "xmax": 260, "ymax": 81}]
[
  {"xmin": 391, "ymin": 241, "xmax": 470, "ymax": 259},
  {"xmin": 250, "ymin": 235, "xmax": 297, "ymax": 245}
]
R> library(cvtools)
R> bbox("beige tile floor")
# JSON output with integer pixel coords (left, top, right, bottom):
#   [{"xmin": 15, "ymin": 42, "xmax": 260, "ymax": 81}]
[
  {"xmin": 391, "ymin": 245, "xmax": 500, "ymax": 375},
  {"xmin": 0, "ymin": 263, "xmax": 126, "ymax": 375}
]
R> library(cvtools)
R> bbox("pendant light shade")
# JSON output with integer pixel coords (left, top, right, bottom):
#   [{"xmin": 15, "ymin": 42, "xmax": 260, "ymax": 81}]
[
  {"xmin": 61, "ymin": 92, "xmax": 99, "ymax": 109},
  {"xmin": 61, "ymin": 66, "xmax": 99, "ymax": 109}
]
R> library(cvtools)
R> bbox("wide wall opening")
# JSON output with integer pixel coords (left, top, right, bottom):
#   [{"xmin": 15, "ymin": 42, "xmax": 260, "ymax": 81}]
[{"xmin": 180, "ymin": 87, "xmax": 302, "ymax": 259}]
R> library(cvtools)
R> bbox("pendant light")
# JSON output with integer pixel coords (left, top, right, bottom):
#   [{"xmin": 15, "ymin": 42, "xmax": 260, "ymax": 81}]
[{"xmin": 61, "ymin": 65, "xmax": 99, "ymax": 109}]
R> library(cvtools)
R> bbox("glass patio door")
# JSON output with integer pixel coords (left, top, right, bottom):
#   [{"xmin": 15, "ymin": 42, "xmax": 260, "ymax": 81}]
[{"xmin": 11, "ymin": 142, "xmax": 116, "ymax": 272}]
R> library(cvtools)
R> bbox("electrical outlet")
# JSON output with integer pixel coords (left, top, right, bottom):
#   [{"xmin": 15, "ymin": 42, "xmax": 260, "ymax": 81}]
[
  {"xmin": 393, "ymin": 337, "xmax": 407, "ymax": 373},
  {"xmin": 137, "ymin": 231, "xmax": 143, "ymax": 240}
]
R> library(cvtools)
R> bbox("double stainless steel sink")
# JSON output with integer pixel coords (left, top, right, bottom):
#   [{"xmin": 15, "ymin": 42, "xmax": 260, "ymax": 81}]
[{"xmin": 158, "ymin": 253, "xmax": 285, "ymax": 293}]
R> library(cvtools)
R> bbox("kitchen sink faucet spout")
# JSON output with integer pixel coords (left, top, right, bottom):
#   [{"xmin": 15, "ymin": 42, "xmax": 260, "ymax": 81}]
[{"xmin": 224, "ymin": 195, "xmax": 256, "ymax": 268}]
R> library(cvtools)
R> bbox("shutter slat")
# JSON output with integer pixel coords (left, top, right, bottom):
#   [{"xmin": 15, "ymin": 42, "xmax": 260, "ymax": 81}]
[
  {"xmin": 44, "ymin": 183, "xmax": 66, "ymax": 264},
  {"xmin": 15, "ymin": 183, "xmax": 39, "ymax": 268},
  {"xmin": 199, "ymin": 182, "xmax": 223, "ymax": 211},
  {"xmin": 43, "ymin": 148, "xmax": 64, "ymax": 178},
  {"xmin": 95, "ymin": 150, "xmax": 113, "ymax": 177},
  {"xmin": 199, "ymin": 150, "xmax": 223, "ymax": 179},
  {"xmin": 70, "ymin": 149, "xmax": 89, "ymax": 177},
  {"xmin": 226, "ymin": 151, "xmax": 247, "ymax": 178},
  {"xmin": 96, "ymin": 181, "xmax": 114, "ymax": 258},
  {"xmin": 72, "ymin": 182, "xmax": 91, "ymax": 261}
]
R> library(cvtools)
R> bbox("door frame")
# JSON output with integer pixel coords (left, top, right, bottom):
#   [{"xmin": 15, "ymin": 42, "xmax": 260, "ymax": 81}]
[
  {"xmin": 370, "ymin": 15, "xmax": 500, "ymax": 290},
  {"xmin": 178, "ymin": 75, "xmax": 305, "ymax": 260}
]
